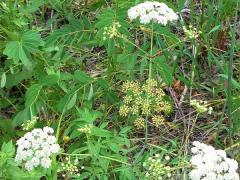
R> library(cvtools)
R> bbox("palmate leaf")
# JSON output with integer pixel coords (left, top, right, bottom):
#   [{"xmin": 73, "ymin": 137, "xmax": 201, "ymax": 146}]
[{"xmin": 3, "ymin": 30, "xmax": 43, "ymax": 66}]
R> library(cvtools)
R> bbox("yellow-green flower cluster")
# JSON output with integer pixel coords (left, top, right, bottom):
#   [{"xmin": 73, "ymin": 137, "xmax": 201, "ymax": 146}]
[
  {"xmin": 183, "ymin": 25, "xmax": 202, "ymax": 39},
  {"xmin": 21, "ymin": 116, "xmax": 38, "ymax": 131},
  {"xmin": 78, "ymin": 124, "xmax": 93, "ymax": 134},
  {"xmin": 134, "ymin": 118, "xmax": 145, "ymax": 129},
  {"xmin": 103, "ymin": 21, "xmax": 121, "ymax": 40},
  {"xmin": 190, "ymin": 99, "xmax": 213, "ymax": 114},
  {"xmin": 152, "ymin": 115, "xmax": 165, "ymax": 127},
  {"xmin": 143, "ymin": 154, "xmax": 171, "ymax": 179},
  {"xmin": 58, "ymin": 157, "xmax": 84, "ymax": 178},
  {"xmin": 119, "ymin": 79, "xmax": 172, "ymax": 128}
]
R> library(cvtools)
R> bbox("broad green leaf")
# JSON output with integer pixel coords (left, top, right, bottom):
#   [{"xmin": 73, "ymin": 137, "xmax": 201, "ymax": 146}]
[
  {"xmin": 208, "ymin": 25, "xmax": 222, "ymax": 34},
  {"xmin": 25, "ymin": 84, "xmax": 42, "ymax": 107},
  {"xmin": 57, "ymin": 88, "xmax": 80, "ymax": 112},
  {"xmin": 76, "ymin": 108, "xmax": 102, "ymax": 123},
  {"xmin": 219, "ymin": 74, "xmax": 240, "ymax": 89},
  {"xmin": 39, "ymin": 74, "xmax": 60, "ymax": 86},
  {"xmin": 155, "ymin": 57, "xmax": 173, "ymax": 85},
  {"xmin": 3, "ymin": 30, "xmax": 43, "ymax": 66},
  {"xmin": 5, "ymin": 71, "xmax": 32, "ymax": 88},
  {"xmin": 66, "ymin": 92, "xmax": 78, "ymax": 111},
  {"xmin": 12, "ymin": 107, "xmax": 31, "ymax": 126},
  {"xmin": 91, "ymin": 127, "xmax": 112, "ymax": 138},
  {"xmin": 1, "ymin": 141, "xmax": 15, "ymax": 157},
  {"xmin": 88, "ymin": 84, "xmax": 94, "ymax": 100},
  {"xmin": 1, "ymin": 72, "xmax": 6, "ymax": 88},
  {"xmin": 74, "ymin": 70, "xmax": 93, "ymax": 84}
]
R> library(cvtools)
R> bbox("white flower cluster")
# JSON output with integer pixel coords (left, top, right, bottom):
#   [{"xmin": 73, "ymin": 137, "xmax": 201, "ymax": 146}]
[
  {"xmin": 189, "ymin": 141, "xmax": 239, "ymax": 180},
  {"xmin": 128, "ymin": 1, "xmax": 178, "ymax": 25},
  {"xmin": 15, "ymin": 127, "xmax": 60, "ymax": 171}
]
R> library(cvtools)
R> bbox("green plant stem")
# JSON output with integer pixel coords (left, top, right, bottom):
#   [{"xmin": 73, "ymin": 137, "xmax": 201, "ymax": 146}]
[
  {"xmin": 56, "ymin": 110, "xmax": 65, "ymax": 142},
  {"xmin": 120, "ymin": 35, "xmax": 148, "ymax": 55},
  {"xmin": 60, "ymin": 152, "xmax": 131, "ymax": 166},
  {"xmin": 145, "ymin": 23, "xmax": 154, "ymax": 144},
  {"xmin": 227, "ymin": 1, "xmax": 238, "ymax": 143},
  {"xmin": 52, "ymin": 111, "xmax": 65, "ymax": 180},
  {"xmin": 225, "ymin": 141, "xmax": 240, "ymax": 152}
]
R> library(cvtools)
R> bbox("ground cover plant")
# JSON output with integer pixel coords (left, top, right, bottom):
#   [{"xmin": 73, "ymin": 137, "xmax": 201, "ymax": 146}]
[{"xmin": 0, "ymin": 0, "xmax": 239, "ymax": 179}]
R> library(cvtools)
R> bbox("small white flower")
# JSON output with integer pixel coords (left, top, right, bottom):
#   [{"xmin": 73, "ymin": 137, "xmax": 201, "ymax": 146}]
[
  {"xmin": 43, "ymin": 126, "xmax": 54, "ymax": 134},
  {"xmin": 226, "ymin": 158, "xmax": 238, "ymax": 172},
  {"xmin": 49, "ymin": 144, "xmax": 60, "ymax": 154},
  {"xmin": 47, "ymin": 136, "xmax": 57, "ymax": 144},
  {"xmin": 41, "ymin": 157, "xmax": 51, "ymax": 169},
  {"xmin": 189, "ymin": 169, "xmax": 202, "ymax": 180},
  {"xmin": 31, "ymin": 157, "xmax": 40, "ymax": 167},
  {"xmin": 216, "ymin": 150, "xmax": 226, "ymax": 158},
  {"xmin": 25, "ymin": 161, "xmax": 34, "ymax": 171},
  {"xmin": 191, "ymin": 147, "xmax": 199, "ymax": 154}
]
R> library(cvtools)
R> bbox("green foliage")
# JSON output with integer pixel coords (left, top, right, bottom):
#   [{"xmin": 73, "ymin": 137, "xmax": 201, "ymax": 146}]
[
  {"xmin": 3, "ymin": 30, "xmax": 43, "ymax": 66},
  {"xmin": 0, "ymin": 0, "xmax": 239, "ymax": 179}
]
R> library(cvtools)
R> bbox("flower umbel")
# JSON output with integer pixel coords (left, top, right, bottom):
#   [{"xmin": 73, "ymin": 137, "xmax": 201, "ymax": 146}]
[
  {"xmin": 15, "ymin": 127, "xmax": 60, "ymax": 171},
  {"xmin": 128, "ymin": 1, "xmax": 178, "ymax": 25},
  {"xmin": 143, "ymin": 154, "xmax": 172, "ymax": 179},
  {"xmin": 189, "ymin": 141, "xmax": 239, "ymax": 180},
  {"xmin": 119, "ymin": 79, "xmax": 172, "ymax": 128}
]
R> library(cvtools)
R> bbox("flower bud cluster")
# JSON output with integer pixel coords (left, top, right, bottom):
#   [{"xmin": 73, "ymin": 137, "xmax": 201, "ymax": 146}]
[
  {"xmin": 78, "ymin": 124, "xmax": 93, "ymax": 134},
  {"xmin": 59, "ymin": 157, "xmax": 84, "ymax": 178},
  {"xmin": 103, "ymin": 21, "xmax": 121, "ymax": 40},
  {"xmin": 15, "ymin": 127, "xmax": 60, "ymax": 171},
  {"xmin": 183, "ymin": 25, "xmax": 202, "ymax": 39},
  {"xmin": 143, "ymin": 154, "xmax": 171, "ymax": 179},
  {"xmin": 189, "ymin": 141, "xmax": 239, "ymax": 180},
  {"xmin": 190, "ymin": 99, "xmax": 213, "ymax": 114},
  {"xmin": 21, "ymin": 116, "xmax": 38, "ymax": 131}
]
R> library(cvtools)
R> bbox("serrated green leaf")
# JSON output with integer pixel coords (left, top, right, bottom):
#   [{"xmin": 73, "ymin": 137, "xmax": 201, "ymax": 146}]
[{"xmin": 91, "ymin": 127, "xmax": 112, "ymax": 137}]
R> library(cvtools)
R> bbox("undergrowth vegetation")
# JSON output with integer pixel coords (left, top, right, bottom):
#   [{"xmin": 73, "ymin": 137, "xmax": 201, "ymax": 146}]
[{"xmin": 0, "ymin": 0, "xmax": 239, "ymax": 179}]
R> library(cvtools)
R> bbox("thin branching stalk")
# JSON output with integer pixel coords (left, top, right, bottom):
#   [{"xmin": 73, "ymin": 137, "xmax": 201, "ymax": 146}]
[{"xmin": 227, "ymin": 1, "xmax": 238, "ymax": 144}]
